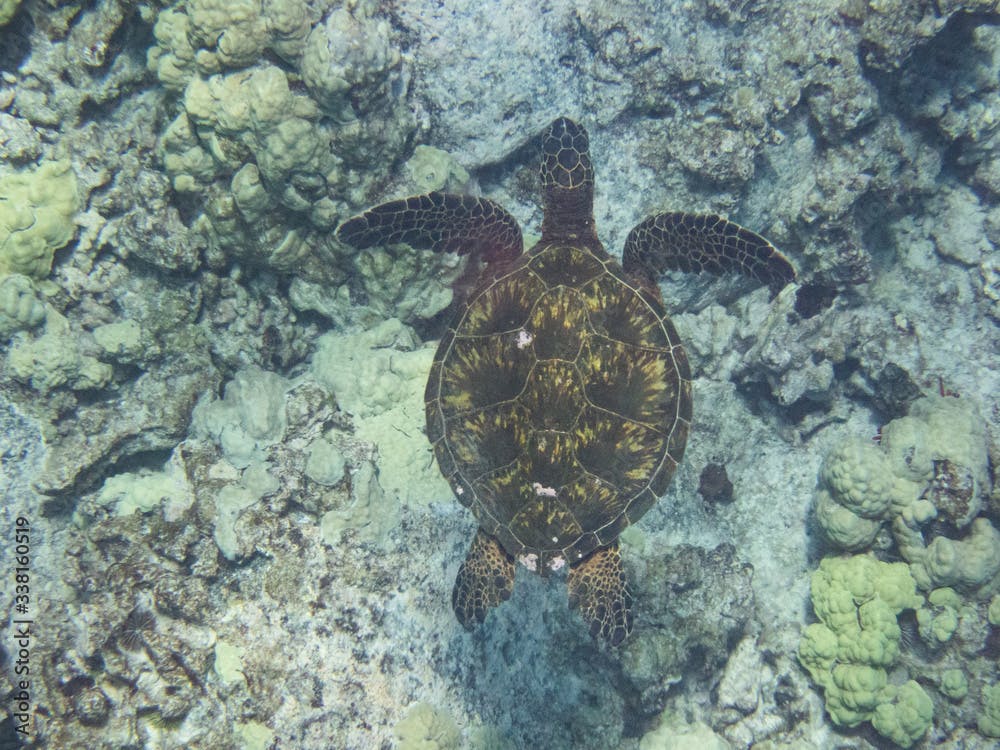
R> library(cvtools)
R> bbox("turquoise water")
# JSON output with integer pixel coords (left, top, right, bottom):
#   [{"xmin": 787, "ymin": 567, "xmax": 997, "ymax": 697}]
[{"xmin": 1, "ymin": 2, "xmax": 998, "ymax": 748}]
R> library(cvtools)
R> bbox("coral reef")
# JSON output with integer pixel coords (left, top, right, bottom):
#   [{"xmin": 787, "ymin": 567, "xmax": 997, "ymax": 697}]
[
  {"xmin": 0, "ymin": 0, "xmax": 998, "ymax": 747},
  {"xmin": 150, "ymin": 0, "xmax": 417, "ymax": 295},
  {"xmin": 816, "ymin": 395, "xmax": 999, "ymax": 597},
  {"xmin": 803, "ymin": 394, "xmax": 999, "ymax": 746},
  {"xmin": 797, "ymin": 555, "xmax": 928, "ymax": 744}
]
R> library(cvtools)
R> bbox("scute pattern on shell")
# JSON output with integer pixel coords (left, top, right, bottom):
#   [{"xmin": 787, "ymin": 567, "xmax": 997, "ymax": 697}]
[{"xmin": 425, "ymin": 241, "xmax": 692, "ymax": 567}]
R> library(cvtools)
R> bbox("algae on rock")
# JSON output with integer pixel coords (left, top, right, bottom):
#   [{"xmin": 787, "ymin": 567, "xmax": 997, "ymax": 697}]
[{"xmin": 6, "ymin": 311, "xmax": 112, "ymax": 393}]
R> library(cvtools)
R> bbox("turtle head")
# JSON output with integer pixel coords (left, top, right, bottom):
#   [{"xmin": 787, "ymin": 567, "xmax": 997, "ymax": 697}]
[{"xmin": 540, "ymin": 117, "xmax": 597, "ymax": 245}]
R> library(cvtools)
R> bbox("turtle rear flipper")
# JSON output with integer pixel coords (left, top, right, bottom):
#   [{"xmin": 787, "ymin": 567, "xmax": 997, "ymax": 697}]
[
  {"xmin": 452, "ymin": 529, "xmax": 516, "ymax": 629},
  {"xmin": 336, "ymin": 192, "xmax": 523, "ymax": 265},
  {"xmin": 567, "ymin": 542, "xmax": 633, "ymax": 646},
  {"xmin": 623, "ymin": 212, "xmax": 795, "ymax": 288}
]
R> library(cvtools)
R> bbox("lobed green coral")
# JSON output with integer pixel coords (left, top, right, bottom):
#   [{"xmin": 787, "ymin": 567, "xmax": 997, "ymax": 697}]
[
  {"xmin": 303, "ymin": 436, "xmax": 346, "ymax": 487},
  {"xmin": 309, "ymin": 319, "xmax": 451, "ymax": 507},
  {"xmin": 167, "ymin": 63, "xmax": 323, "ymax": 197},
  {"xmin": 97, "ymin": 464, "xmax": 193, "ymax": 518},
  {"xmin": 213, "ymin": 639, "xmax": 247, "ymax": 688},
  {"xmin": 871, "ymin": 681, "xmax": 934, "ymax": 749},
  {"xmin": 939, "ymin": 669, "xmax": 968, "ymax": 701},
  {"xmin": 898, "ymin": 517, "xmax": 1000, "ymax": 594},
  {"xmin": 915, "ymin": 587, "xmax": 962, "ymax": 645},
  {"xmin": 820, "ymin": 438, "xmax": 899, "ymax": 519},
  {"xmin": 638, "ymin": 715, "xmax": 732, "ymax": 750},
  {"xmin": 0, "ymin": 160, "xmax": 79, "ymax": 279},
  {"xmin": 989, "ymin": 594, "xmax": 1000, "ymax": 625},
  {"xmin": 92, "ymin": 319, "xmax": 145, "ymax": 363},
  {"xmin": 798, "ymin": 555, "xmax": 930, "ymax": 745},
  {"xmin": 815, "ymin": 396, "xmax": 1000, "ymax": 597},
  {"xmin": 233, "ymin": 720, "xmax": 274, "ymax": 750},
  {"xmin": 319, "ymin": 459, "xmax": 399, "ymax": 548},
  {"xmin": 405, "ymin": 145, "xmax": 471, "ymax": 194},
  {"xmin": 213, "ymin": 463, "xmax": 279, "ymax": 560}
]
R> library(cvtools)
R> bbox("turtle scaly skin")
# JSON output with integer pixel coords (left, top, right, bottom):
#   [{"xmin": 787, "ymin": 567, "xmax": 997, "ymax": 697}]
[{"xmin": 337, "ymin": 117, "xmax": 795, "ymax": 645}]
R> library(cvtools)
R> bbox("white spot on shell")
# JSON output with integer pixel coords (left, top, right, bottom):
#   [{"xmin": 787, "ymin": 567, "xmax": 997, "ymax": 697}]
[
  {"xmin": 548, "ymin": 556, "xmax": 566, "ymax": 572},
  {"xmin": 518, "ymin": 553, "xmax": 538, "ymax": 571},
  {"xmin": 532, "ymin": 482, "xmax": 557, "ymax": 498},
  {"xmin": 515, "ymin": 329, "xmax": 534, "ymax": 349}
]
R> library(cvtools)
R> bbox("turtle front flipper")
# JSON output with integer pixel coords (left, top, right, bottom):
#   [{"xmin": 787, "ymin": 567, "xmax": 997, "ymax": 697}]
[
  {"xmin": 452, "ymin": 529, "xmax": 516, "ymax": 629},
  {"xmin": 623, "ymin": 212, "xmax": 795, "ymax": 288},
  {"xmin": 567, "ymin": 542, "xmax": 633, "ymax": 646},
  {"xmin": 336, "ymin": 192, "xmax": 523, "ymax": 265}
]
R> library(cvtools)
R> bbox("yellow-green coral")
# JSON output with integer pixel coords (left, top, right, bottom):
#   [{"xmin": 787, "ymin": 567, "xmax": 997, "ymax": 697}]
[
  {"xmin": 915, "ymin": 587, "xmax": 962, "ymax": 644},
  {"xmin": 820, "ymin": 438, "xmax": 900, "ymax": 519},
  {"xmin": 213, "ymin": 640, "xmax": 247, "ymax": 687},
  {"xmin": 871, "ymin": 681, "xmax": 933, "ymax": 749},
  {"xmin": 179, "ymin": 64, "xmax": 322, "ymax": 184},
  {"xmin": 882, "ymin": 396, "xmax": 990, "ymax": 492},
  {"xmin": 150, "ymin": 0, "xmax": 416, "ymax": 282},
  {"xmin": 319, "ymin": 459, "xmax": 399, "ymax": 548},
  {"xmin": 0, "ymin": 0, "xmax": 20, "ymax": 26},
  {"xmin": 0, "ymin": 160, "xmax": 79, "ymax": 279},
  {"xmin": 799, "ymin": 555, "xmax": 928, "ymax": 741},
  {"xmin": 147, "ymin": 0, "xmax": 310, "ymax": 91},
  {"xmin": 394, "ymin": 702, "xmax": 461, "ymax": 750},
  {"xmin": 815, "ymin": 396, "xmax": 1000, "ymax": 597},
  {"xmin": 97, "ymin": 466, "xmax": 192, "ymax": 517},
  {"xmin": 824, "ymin": 663, "xmax": 887, "ymax": 727},
  {"xmin": 93, "ymin": 319, "xmax": 144, "ymax": 363},
  {"xmin": 978, "ymin": 684, "xmax": 1000, "ymax": 738},
  {"xmin": 638, "ymin": 715, "xmax": 732, "ymax": 750},
  {"xmin": 940, "ymin": 669, "xmax": 968, "ymax": 701},
  {"xmin": 233, "ymin": 720, "xmax": 273, "ymax": 750},
  {"xmin": 897, "ymin": 516, "xmax": 1000, "ymax": 594},
  {"xmin": 814, "ymin": 487, "xmax": 882, "ymax": 551},
  {"xmin": 813, "ymin": 435, "xmax": 917, "ymax": 551}
]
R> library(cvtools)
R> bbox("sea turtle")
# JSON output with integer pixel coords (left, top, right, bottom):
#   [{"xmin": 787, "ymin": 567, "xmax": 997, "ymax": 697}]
[{"xmin": 336, "ymin": 117, "xmax": 794, "ymax": 645}]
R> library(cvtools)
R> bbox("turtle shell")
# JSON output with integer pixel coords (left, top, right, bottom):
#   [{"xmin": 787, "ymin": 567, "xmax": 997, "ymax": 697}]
[{"xmin": 425, "ymin": 240, "xmax": 692, "ymax": 568}]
